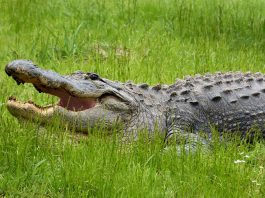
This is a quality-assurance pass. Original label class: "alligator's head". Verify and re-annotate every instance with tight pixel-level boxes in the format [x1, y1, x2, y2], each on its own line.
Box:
[5, 60, 167, 137]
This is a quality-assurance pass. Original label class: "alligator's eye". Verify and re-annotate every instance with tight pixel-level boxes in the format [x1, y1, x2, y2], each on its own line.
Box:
[86, 73, 99, 80]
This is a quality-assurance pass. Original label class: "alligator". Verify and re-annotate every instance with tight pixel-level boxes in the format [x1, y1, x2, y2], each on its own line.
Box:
[5, 60, 265, 145]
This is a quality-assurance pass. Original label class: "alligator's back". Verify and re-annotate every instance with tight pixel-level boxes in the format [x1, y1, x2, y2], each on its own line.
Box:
[166, 72, 265, 138]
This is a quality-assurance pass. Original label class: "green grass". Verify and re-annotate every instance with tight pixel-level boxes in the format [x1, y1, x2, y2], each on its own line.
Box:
[0, 0, 265, 197]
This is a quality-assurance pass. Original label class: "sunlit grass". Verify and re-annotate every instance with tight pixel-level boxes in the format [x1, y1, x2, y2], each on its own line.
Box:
[0, 0, 265, 197]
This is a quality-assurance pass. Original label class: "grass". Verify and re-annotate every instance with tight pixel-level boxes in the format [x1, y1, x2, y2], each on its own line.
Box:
[0, 0, 265, 197]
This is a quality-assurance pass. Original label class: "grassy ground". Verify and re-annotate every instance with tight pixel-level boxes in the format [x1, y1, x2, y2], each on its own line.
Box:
[0, 0, 265, 197]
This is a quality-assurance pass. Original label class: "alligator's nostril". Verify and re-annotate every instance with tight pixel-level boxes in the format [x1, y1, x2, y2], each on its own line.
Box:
[86, 73, 99, 80]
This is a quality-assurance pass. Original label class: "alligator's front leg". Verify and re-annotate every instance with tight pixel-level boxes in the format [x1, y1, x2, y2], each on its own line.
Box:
[165, 128, 209, 153]
[165, 109, 210, 152]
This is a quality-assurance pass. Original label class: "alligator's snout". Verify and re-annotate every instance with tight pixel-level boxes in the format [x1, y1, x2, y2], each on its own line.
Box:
[5, 60, 36, 84]
[5, 60, 49, 87]
[5, 60, 35, 76]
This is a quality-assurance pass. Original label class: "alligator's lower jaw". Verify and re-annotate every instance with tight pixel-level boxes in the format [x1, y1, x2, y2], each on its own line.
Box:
[6, 97, 99, 121]
[7, 98, 55, 121]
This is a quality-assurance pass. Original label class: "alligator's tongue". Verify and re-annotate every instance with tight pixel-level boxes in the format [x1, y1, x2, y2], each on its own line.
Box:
[35, 85, 97, 111]
[58, 95, 96, 111]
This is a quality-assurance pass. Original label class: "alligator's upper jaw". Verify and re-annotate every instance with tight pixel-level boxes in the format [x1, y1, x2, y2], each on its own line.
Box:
[5, 60, 109, 97]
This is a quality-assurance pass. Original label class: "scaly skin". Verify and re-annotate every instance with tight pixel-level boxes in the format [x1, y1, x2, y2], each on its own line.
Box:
[5, 60, 265, 143]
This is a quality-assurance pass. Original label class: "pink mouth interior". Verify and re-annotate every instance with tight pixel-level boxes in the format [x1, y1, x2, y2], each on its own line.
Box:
[36, 85, 97, 111]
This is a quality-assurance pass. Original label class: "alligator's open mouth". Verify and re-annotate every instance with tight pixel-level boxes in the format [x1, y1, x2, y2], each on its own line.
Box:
[5, 61, 105, 114]
[5, 60, 113, 118]
[8, 84, 98, 112]
[34, 84, 98, 111]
